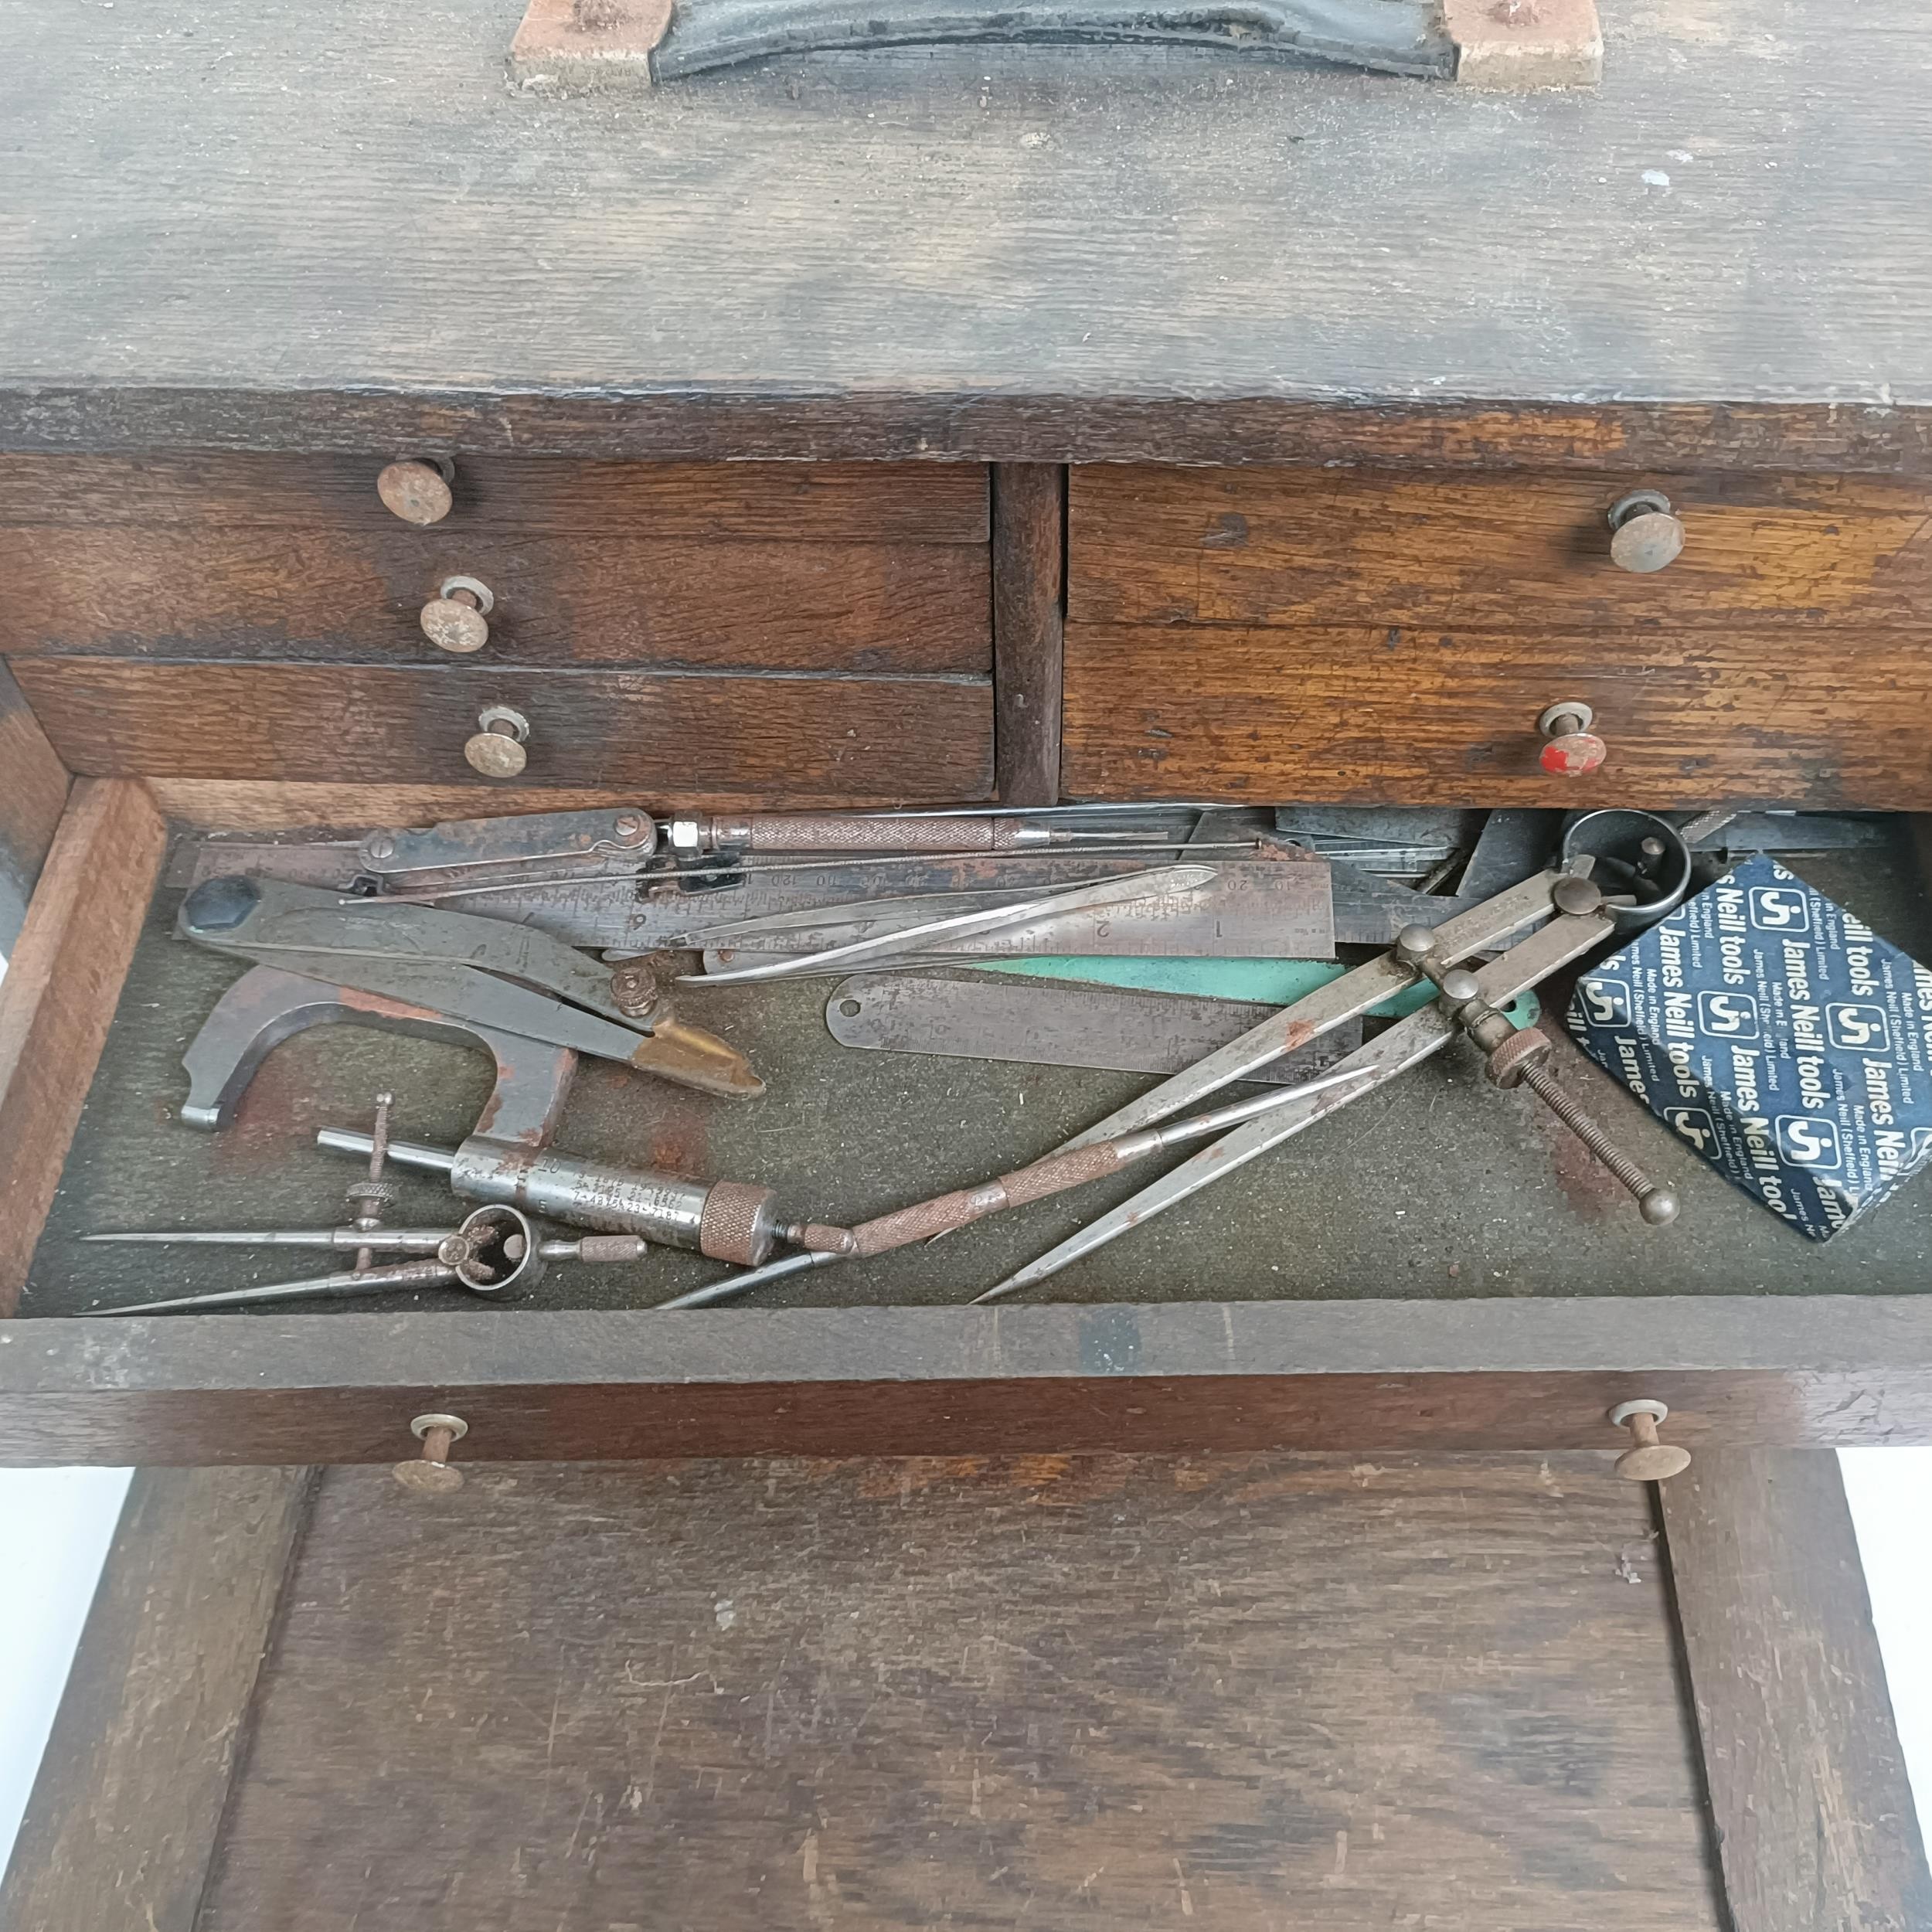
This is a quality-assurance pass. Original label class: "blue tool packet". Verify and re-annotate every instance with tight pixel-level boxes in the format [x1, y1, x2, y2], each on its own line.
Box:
[1566, 854, 1932, 1240]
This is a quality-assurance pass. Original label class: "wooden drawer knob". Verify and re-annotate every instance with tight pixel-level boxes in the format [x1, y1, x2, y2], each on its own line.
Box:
[464, 705, 530, 778]
[1608, 489, 1685, 573]
[1537, 699, 1607, 777]
[1609, 1400, 1692, 1482]
[376, 458, 454, 526]
[394, 1412, 468, 1492]
[420, 575, 493, 654]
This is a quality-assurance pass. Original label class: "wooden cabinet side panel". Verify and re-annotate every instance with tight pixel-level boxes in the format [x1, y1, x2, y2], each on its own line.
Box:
[0, 661, 70, 948]
[0, 1468, 315, 1932]
[0, 778, 166, 1315]
[1659, 1451, 1932, 1932]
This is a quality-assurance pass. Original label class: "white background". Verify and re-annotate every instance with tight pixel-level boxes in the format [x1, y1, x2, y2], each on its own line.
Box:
[0, 1454, 1925, 1876]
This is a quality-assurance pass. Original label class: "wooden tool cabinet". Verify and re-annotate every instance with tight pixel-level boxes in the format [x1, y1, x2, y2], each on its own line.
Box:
[3, 2, 1932, 1923]
[7, 440, 1932, 1469]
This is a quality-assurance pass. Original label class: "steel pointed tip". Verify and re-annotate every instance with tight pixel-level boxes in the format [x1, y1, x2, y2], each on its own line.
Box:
[971, 1278, 1030, 1304]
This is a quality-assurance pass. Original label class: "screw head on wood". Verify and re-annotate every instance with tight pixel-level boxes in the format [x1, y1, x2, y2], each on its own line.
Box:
[376, 459, 454, 526]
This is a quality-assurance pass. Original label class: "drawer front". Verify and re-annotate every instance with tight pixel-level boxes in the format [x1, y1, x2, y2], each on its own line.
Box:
[0, 457, 991, 672]
[3, 528, 989, 672]
[1060, 625, 1932, 807]
[0, 455, 990, 541]
[1066, 464, 1932, 805]
[5, 783, 1932, 1462]
[1071, 466, 1932, 631]
[12, 660, 994, 796]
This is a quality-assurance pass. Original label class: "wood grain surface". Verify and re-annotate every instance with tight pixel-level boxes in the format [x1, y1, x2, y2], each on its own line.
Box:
[992, 464, 1063, 804]
[0, 660, 68, 945]
[0, 455, 990, 542]
[143, 778, 998, 829]
[194, 1455, 1721, 1932]
[5, 528, 990, 672]
[2, 3, 1929, 461]
[0, 778, 166, 1314]
[0, 1467, 315, 1932]
[12, 660, 995, 796]
[1071, 467, 1932, 631]
[4, 1300, 1931, 1466]
[1658, 1451, 1932, 1932]
[1060, 624, 1932, 808]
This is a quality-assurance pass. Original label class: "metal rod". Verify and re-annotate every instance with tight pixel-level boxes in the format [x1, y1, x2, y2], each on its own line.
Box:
[651, 1063, 1378, 1311]
[977, 900, 1614, 1302]
[315, 1130, 457, 1175]
[678, 864, 1217, 986]
[83, 1227, 453, 1250]
[351, 844, 1260, 907]
[93, 1257, 462, 1316]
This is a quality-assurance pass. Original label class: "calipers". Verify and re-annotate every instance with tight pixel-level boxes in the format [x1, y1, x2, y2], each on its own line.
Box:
[660, 864, 1677, 1310]
[178, 873, 760, 1101]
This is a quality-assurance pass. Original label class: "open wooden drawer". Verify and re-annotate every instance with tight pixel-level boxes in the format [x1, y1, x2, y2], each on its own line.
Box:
[4, 772, 1932, 1470]
[2, 452, 1930, 1473]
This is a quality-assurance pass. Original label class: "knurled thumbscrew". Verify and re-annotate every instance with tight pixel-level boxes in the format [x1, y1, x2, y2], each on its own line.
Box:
[1440, 981, 1680, 1227]
[344, 1093, 396, 1274]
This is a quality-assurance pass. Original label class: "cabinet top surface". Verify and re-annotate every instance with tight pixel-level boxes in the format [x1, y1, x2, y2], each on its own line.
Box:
[2, 0, 1927, 452]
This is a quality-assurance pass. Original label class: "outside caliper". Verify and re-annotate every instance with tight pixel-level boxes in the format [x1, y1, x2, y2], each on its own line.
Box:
[177, 875, 760, 1100]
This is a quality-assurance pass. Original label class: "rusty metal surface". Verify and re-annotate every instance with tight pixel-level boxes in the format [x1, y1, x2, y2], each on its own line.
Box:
[825, 971, 1362, 1081]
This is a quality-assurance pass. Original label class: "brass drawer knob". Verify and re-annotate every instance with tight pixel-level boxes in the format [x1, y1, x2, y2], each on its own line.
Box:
[394, 1412, 468, 1492]
[376, 458, 454, 526]
[1607, 489, 1685, 573]
[420, 575, 493, 654]
[1608, 1400, 1691, 1482]
[464, 705, 530, 778]
[1537, 699, 1607, 777]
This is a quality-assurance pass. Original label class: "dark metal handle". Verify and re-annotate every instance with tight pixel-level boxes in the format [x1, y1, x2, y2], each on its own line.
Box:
[651, 0, 1452, 79]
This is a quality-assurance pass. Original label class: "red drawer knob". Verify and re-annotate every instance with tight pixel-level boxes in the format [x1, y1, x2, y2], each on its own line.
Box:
[1537, 700, 1606, 777]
